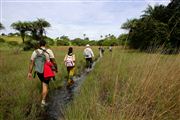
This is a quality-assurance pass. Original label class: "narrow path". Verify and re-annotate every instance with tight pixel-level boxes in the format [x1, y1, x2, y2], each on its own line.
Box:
[39, 57, 100, 120]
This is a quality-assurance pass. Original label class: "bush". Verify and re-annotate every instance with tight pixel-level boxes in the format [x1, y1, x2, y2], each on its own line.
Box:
[0, 38, 5, 43]
[56, 40, 69, 46]
[23, 39, 39, 51]
[23, 37, 55, 51]
[7, 41, 19, 46]
[45, 38, 55, 46]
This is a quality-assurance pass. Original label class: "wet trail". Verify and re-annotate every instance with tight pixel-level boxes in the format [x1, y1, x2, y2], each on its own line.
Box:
[39, 57, 100, 120]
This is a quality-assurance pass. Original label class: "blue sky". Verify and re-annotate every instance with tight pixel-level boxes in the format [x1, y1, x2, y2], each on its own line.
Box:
[1, 0, 170, 40]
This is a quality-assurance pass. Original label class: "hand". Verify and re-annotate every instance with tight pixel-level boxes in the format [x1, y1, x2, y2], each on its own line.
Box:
[27, 73, 32, 80]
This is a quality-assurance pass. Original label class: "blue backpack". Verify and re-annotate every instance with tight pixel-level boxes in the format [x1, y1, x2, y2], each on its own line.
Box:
[34, 49, 47, 73]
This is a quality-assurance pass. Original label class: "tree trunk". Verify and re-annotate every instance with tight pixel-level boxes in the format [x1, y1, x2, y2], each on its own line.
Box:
[21, 31, 25, 43]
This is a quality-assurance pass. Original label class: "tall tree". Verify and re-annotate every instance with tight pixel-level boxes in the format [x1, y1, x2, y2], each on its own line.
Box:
[121, 19, 138, 30]
[11, 21, 29, 43]
[27, 19, 51, 40]
[36, 18, 51, 40]
[121, 0, 180, 53]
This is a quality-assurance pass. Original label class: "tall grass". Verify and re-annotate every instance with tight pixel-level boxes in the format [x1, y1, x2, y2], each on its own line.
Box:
[65, 47, 180, 120]
[0, 46, 98, 120]
[0, 36, 22, 43]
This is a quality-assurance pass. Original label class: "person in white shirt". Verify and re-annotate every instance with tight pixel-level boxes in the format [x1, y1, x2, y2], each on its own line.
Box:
[27, 40, 58, 107]
[83, 44, 94, 69]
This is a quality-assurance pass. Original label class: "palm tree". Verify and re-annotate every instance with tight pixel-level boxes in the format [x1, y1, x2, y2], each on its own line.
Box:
[0, 22, 5, 30]
[28, 19, 50, 40]
[141, 5, 166, 21]
[121, 19, 138, 30]
[141, 5, 154, 18]
[28, 21, 39, 40]
[11, 21, 29, 43]
[35, 18, 51, 39]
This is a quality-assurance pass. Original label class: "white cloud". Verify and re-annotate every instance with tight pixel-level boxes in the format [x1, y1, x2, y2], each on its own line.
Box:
[144, 0, 170, 6]
[47, 22, 123, 40]
[1, 0, 170, 39]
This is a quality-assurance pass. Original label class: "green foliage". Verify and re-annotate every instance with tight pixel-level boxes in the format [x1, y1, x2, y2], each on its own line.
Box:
[23, 39, 39, 51]
[56, 35, 70, 46]
[88, 40, 97, 46]
[11, 18, 51, 45]
[121, 19, 138, 30]
[117, 34, 128, 45]
[0, 38, 5, 43]
[65, 48, 180, 120]
[97, 35, 118, 46]
[71, 38, 89, 46]
[44, 36, 55, 46]
[56, 39, 69, 46]
[129, 18, 169, 50]
[0, 46, 99, 119]
[7, 41, 19, 46]
[122, 0, 180, 53]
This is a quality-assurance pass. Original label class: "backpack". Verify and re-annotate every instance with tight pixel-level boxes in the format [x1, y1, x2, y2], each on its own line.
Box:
[65, 55, 75, 67]
[84, 49, 91, 58]
[34, 49, 47, 73]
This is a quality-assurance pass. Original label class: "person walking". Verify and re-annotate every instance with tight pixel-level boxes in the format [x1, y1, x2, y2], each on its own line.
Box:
[83, 44, 94, 71]
[99, 46, 104, 57]
[109, 45, 112, 52]
[27, 40, 58, 107]
[64, 47, 75, 88]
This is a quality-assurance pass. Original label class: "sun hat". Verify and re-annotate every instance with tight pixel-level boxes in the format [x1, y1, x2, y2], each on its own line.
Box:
[86, 44, 90, 47]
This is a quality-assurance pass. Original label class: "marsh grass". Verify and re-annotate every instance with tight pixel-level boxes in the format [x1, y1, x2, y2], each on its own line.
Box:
[65, 47, 180, 120]
[0, 46, 99, 120]
[0, 36, 22, 43]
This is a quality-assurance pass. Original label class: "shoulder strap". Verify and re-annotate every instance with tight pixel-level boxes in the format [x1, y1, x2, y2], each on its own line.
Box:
[35, 49, 40, 55]
[39, 47, 50, 58]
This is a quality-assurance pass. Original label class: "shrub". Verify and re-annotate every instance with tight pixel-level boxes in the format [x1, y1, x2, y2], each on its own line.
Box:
[45, 37, 55, 46]
[0, 38, 5, 43]
[56, 40, 69, 46]
[7, 41, 19, 46]
[23, 39, 39, 51]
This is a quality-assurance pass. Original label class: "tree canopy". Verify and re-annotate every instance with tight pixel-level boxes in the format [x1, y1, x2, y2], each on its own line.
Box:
[11, 18, 51, 43]
[122, 0, 180, 53]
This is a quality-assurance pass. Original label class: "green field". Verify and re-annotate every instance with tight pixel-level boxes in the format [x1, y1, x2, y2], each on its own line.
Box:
[0, 36, 22, 43]
[0, 46, 99, 120]
[0, 46, 179, 120]
[65, 48, 180, 120]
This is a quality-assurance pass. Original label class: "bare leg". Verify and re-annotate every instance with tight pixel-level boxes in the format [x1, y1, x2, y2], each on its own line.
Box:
[42, 82, 48, 101]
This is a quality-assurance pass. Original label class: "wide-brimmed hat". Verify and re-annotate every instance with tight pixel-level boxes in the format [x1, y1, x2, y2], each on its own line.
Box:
[86, 44, 90, 47]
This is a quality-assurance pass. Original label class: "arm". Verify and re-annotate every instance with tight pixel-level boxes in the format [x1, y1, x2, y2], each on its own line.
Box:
[64, 54, 67, 62]
[28, 60, 34, 79]
[91, 49, 94, 57]
[28, 51, 36, 79]
[47, 49, 58, 72]
[83, 49, 86, 57]
[73, 54, 75, 62]
[50, 58, 58, 73]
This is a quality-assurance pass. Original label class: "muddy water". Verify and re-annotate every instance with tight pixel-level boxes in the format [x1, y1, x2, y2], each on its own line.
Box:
[39, 57, 100, 120]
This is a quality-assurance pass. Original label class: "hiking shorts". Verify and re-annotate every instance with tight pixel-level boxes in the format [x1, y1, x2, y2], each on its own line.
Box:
[86, 58, 93, 68]
[37, 73, 50, 84]
[67, 67, 75, 80]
